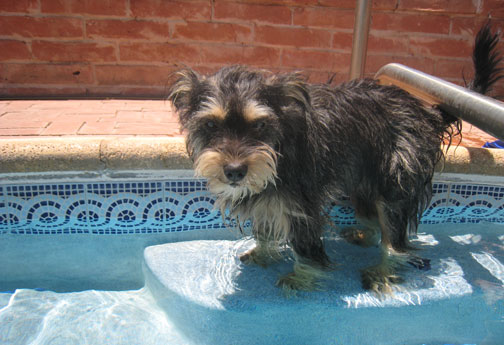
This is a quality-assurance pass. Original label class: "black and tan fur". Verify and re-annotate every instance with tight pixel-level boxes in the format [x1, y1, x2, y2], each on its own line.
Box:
[169, 22, 502, 294]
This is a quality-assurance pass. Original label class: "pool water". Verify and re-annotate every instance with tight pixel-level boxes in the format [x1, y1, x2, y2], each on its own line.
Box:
[1, 222, 503, 345]
[1, 177, 504, 344]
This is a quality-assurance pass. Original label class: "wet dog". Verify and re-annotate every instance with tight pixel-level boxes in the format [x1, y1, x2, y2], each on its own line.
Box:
[169, 22, 502, 294]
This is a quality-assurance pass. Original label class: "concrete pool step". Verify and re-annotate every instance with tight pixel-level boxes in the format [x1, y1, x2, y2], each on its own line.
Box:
[142, 224, 504, 345]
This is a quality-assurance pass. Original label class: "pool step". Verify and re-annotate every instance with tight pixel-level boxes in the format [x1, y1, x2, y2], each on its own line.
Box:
[143, 229, 499, 345]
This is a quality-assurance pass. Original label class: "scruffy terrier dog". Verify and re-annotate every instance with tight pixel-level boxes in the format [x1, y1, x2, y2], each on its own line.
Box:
[169, 23, 502, 294]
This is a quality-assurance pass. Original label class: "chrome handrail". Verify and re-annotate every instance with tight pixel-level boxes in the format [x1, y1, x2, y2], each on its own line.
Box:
[375, 63, 504, 141]
[349, 0, 372, 80]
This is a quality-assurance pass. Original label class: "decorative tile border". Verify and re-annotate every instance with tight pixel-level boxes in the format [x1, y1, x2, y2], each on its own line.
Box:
[0, 179, 504, 235]
[0, 180, 222, 235]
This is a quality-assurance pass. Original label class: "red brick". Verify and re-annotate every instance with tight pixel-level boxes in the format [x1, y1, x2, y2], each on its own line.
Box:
[120, 43, 201, 64]
[304, 70, 348, 84]
[173, 22, 252, 43]
[3, 63, 94, 84]
[399, 0, 479, 14]
[215, 0, 317, 5]
[94, 65, 177, 86]
[198, 45, 281, 66]
[282, 49, 351, 71]
[0, 16, 83, 38]
[78, 120, 116, 135]
[367, 33, 409, 54]
[492, 83, 504, 99]
[317, 0, 398, 10]
[0, 128, 46, 136]
[0, 0, 39, 13]
[435, 58, 473, 79]
[40, 119, 85, 135]
[450, 17, 484, 36]
[365, 54, 436, 75]
[0, 40, 32, 61]
[32, 41, 116, 63]
[86, 20, 170, 40]
[332, 31, 354, 50]
[371, 0, 400, 10]
[112, 123, 180, 135]
[214, 2, 291, 25]
[451, 17, 504, 37]
[130, 0, 211, 20]
[316, 0, 355, 9]
[409, 36, 473, 58]
[372, 13, 451, 34]
[40, 0, 127, 16]
[0, 86, 87, 98]
[0, 118, 49, 129]
[0, 111, 60, 122]
[63, 85, 165, 98]
[0, 64, 5, 82]
[481, 0, 504, 18]
[145, 44, 280, 70]
[293, 7, 355, 29]
[255, 25, 332, 48]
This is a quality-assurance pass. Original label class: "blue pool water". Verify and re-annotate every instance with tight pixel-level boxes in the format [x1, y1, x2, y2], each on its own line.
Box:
[0, 177, 503, 344]
[0, 223, 503, 345]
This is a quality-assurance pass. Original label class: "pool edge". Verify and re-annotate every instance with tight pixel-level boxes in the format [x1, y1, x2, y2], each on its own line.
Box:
[1, 136, 503, 175]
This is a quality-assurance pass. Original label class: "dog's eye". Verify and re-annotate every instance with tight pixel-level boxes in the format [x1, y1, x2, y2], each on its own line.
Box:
[206, 120, 217, 129]
[253, 121, 266, 130]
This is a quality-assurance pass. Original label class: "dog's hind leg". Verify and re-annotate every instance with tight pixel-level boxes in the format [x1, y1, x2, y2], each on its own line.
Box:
[360, 200, 412, 294]
[341, 194, 382, 247]
[341, 209, 381, 248]
[341, 225, 380, 247]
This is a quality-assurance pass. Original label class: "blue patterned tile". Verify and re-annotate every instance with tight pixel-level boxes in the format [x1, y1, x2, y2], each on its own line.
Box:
[328, 204, 358, 226]
[5, 183, 86, 234]
[84, 182, 165, 234]
[421, 183, 450, 224]
[0, 186, 8, 234]
[444, 183, 504, 224]
[1, 179, 504, 235]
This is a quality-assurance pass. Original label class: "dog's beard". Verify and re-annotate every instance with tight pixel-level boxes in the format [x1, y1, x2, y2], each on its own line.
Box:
[194, 144, 278, 209]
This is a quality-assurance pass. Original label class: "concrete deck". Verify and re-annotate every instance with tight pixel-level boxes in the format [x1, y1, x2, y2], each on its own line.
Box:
[0, 99, 503, 175]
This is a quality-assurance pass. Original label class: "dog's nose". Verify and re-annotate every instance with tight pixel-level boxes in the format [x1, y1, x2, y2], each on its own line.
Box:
[224, 163, 248, 183]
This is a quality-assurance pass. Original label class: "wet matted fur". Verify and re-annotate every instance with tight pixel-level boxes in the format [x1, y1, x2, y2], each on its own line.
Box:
[168, 22, 502, 294]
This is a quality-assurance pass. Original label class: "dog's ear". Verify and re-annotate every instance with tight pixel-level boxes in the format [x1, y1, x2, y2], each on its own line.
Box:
[264, 73, 312, 112]
[168, 69, 204, 120]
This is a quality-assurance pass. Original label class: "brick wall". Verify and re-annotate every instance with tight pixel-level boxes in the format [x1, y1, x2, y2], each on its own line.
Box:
[0, 0, 503, 99]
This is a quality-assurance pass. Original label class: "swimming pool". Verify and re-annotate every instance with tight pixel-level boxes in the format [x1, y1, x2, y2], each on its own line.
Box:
[0, 170, 503, 345]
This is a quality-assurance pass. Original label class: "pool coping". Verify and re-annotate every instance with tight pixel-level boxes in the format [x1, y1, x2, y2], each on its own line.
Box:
[0, 136, 504, 176]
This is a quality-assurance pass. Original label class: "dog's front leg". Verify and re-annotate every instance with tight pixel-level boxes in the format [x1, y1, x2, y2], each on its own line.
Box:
[239, 236, 282, 268]
[276, 215, 330, 294]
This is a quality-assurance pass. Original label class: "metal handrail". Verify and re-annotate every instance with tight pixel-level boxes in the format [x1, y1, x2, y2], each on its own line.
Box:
[349, 0, 372, 80]
[375, 63, 504, 141]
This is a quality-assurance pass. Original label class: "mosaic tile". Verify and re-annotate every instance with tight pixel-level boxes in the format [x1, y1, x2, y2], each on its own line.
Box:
[444, 183, 504, 224]
[0, 179, 503, 235]
[5, 184, 85, 234]
[328, 204, 357, 226]
[420, 182, 450, 224]
[0, 186, 8, 234]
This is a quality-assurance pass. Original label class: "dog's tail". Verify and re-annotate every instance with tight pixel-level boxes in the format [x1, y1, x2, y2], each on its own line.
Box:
[441, 21, 502, 147]
[468, 20, 503, 95]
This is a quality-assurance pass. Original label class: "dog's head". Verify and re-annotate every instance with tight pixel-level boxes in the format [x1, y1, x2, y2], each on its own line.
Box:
[168, 66, 311, 204]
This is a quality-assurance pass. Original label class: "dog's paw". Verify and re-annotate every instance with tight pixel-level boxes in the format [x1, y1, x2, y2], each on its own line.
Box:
[239, 247, 274, 268]
[360, 265, 404, 295]
[276, 263, 327, 295]
[276, 272, 319, 295]
[340, 227, 379, 247]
